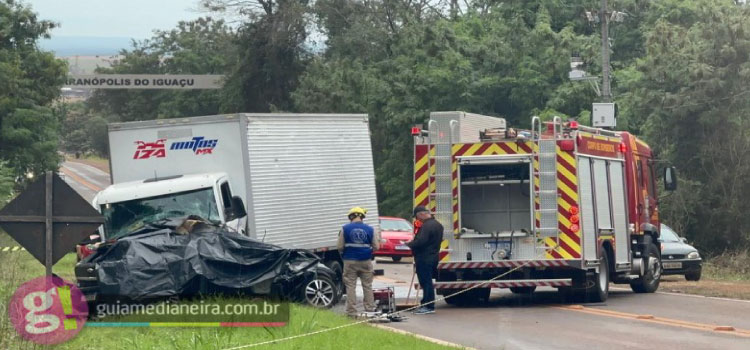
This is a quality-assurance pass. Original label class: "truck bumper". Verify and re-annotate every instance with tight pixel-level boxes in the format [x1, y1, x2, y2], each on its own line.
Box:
[416, 278, 573, 290]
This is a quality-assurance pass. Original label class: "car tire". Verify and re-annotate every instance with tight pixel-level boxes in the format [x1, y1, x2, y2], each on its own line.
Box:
[509, 286, 536, 294]
[685, 270, 702, 281]
[392, 256, 402, 262]
[324, 259, 344, 296]
[301, 272, 339, 308]
[630, 237, 661, 293]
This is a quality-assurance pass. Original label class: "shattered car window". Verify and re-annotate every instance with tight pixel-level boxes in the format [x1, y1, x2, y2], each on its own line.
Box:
[101, 188, 220, 240]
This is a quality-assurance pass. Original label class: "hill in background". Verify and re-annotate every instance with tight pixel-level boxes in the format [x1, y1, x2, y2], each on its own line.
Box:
[40, 36, 133, 57]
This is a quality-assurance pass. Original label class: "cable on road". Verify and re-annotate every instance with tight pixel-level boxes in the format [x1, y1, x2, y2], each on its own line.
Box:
[219, 260, 537, 350]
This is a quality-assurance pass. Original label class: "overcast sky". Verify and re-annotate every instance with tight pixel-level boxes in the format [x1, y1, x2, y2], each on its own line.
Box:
[28, 0, 202, 39]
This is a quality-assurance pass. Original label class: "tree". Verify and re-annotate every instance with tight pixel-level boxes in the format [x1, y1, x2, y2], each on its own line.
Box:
[618, 0, 750, 252]
[87, 17, 235, 122]
[0, 0, 66, 182]
[58, 102, 109, 157]
[207, 0, 312, 112]
[295, 1, 595, 217]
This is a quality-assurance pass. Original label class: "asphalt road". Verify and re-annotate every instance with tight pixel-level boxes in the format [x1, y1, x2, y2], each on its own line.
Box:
[374, 260, 750, 350]
[59, 160, 110, 203]
[60, 160, 750, 349]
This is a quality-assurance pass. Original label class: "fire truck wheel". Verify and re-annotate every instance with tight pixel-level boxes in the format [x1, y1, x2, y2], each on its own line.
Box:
[630, 240, 661, 293]
[586, 251, 609, 303]
[509, 286, 537, 294]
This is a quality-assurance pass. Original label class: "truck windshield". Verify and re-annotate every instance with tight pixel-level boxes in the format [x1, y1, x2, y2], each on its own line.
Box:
[101, 188, 220, 240]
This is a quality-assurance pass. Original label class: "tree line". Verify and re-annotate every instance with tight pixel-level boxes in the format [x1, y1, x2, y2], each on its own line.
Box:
[1, 0, 750, 254]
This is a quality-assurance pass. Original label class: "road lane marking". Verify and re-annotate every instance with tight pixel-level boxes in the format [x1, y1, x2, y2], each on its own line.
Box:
[60, 166, 103, 192]
[611, 286, 750, 304]
[62, 162, 109, 188]
[65, 160, 110, 176]
[551, 304, 750, 338]
[370, 324, 476, 349]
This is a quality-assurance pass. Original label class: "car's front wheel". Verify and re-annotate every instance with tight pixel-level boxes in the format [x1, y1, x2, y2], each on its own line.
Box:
[685, 269, 702, 281]
[301, 273, 338, 308]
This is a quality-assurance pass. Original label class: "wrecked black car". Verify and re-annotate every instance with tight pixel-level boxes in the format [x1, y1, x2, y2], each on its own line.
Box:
[75, 217, 340, 308]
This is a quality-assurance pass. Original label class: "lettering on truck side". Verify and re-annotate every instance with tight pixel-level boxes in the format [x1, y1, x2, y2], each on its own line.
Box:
[133, 136, 219, 159]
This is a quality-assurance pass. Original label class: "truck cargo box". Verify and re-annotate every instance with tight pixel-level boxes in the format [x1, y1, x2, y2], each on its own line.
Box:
[107, 113, 380, 251]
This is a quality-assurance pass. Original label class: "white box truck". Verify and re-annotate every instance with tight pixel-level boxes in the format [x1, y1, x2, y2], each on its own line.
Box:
[94, 113, 380, 271]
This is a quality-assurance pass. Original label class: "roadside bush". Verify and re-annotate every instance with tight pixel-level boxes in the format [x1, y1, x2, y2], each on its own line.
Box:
[704, 249, 750, 281]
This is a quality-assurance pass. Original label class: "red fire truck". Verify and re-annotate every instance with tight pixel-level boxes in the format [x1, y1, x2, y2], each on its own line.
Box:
[412, 111, 677, 303]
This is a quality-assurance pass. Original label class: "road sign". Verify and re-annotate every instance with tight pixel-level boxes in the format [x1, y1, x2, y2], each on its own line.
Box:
[0, 172, 104, 274]
[63, 74, 224, 90]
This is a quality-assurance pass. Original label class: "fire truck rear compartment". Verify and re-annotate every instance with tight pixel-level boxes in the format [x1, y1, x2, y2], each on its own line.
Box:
[459, 162, 532, 235]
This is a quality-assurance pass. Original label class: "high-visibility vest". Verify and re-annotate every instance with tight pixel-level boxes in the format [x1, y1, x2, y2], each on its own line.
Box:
[342, 222, 374, 261]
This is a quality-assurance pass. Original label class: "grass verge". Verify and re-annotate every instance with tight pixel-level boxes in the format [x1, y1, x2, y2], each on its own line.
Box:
[1, 232, 459, 350]
[659, 249, 750, 300]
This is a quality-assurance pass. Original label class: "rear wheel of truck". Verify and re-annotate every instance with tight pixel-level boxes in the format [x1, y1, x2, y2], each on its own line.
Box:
[391, 256, 402, 262]
[630, 238, 661, 293]
[509, 286, 536, 294]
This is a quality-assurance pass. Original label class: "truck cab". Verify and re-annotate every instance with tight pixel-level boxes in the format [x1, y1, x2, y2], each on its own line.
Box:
[93, 173, 247, 241]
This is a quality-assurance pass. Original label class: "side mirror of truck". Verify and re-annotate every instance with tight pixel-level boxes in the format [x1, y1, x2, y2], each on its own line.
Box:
[664, 166, 677, 191]
[227, 196, 247, 221]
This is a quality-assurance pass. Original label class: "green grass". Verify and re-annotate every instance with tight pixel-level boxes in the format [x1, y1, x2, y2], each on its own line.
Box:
[0, 232, 458, 350]
[703, 249, 750, 282]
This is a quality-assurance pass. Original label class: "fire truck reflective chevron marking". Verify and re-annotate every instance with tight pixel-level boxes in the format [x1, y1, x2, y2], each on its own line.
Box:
[413, 145, 430, 208]
[438, 260, 571, 269]
[451, 141, 533, 156]
[428, 279, 573, 290]
[439, 240, 450, 262]
[551, 147, 581, 259]
[451, 141, 534, 233]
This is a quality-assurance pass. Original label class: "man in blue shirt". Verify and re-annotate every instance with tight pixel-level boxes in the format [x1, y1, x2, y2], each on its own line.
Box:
[337, 207, 380, 317]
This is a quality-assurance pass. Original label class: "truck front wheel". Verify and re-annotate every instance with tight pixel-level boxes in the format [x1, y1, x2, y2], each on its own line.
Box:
[630, 238, 661, 293]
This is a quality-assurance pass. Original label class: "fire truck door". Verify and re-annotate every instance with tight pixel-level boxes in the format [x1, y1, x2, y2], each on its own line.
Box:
[609, 161, 630, 265]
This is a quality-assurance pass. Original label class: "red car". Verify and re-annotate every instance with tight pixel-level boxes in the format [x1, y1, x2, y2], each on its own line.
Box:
[374, 216, 414, 262]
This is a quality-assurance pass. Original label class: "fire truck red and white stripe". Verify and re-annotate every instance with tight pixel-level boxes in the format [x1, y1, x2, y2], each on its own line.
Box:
[438, 259, 571, 269]
[430, 279, 572, 290]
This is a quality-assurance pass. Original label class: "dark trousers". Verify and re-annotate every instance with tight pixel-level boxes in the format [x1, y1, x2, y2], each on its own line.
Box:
[415, 258, 438, 310]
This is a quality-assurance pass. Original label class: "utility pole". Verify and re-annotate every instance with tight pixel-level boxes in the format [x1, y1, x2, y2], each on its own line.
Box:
[600, 0, 612, 103]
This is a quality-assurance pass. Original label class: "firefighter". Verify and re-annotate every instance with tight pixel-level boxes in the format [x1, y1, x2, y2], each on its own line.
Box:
[337, 207, 379, 317]
[407, 205, 443, 315]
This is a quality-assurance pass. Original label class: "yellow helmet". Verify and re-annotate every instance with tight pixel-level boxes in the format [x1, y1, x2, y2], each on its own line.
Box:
[348, 207, 368, 219]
